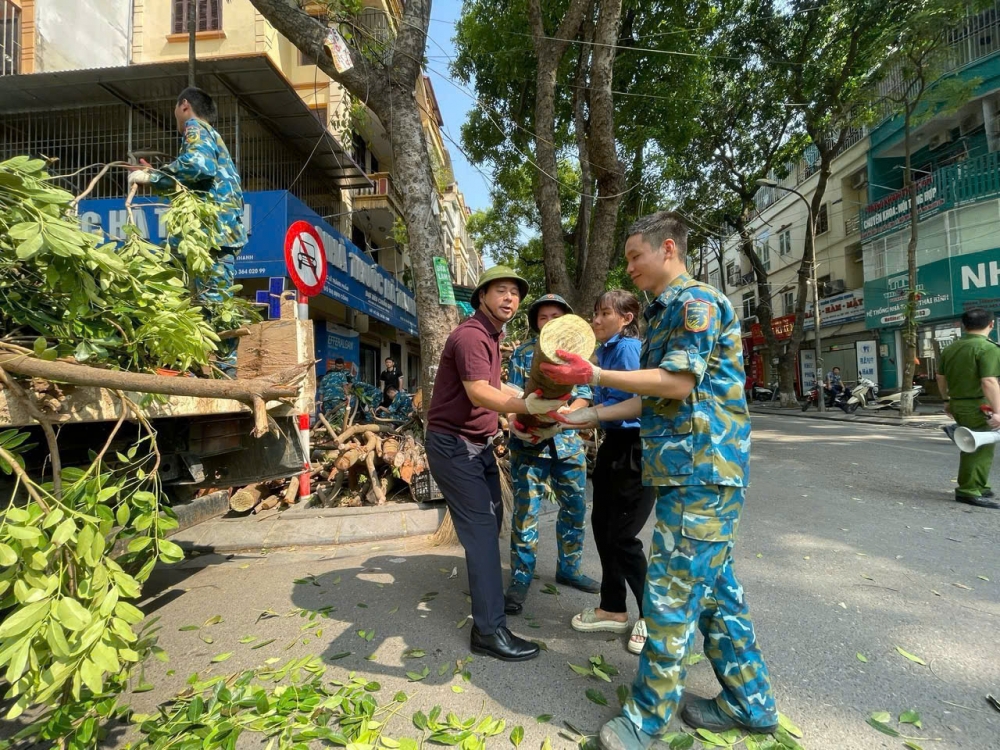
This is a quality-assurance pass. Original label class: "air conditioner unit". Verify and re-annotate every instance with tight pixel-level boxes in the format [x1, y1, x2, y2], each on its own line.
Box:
[850, 170, 868, 190]
[928, 132, 952, 150]
[960, 111, 984, 136]
[825, 279, 847, 295]
[347, 309, 370, 334]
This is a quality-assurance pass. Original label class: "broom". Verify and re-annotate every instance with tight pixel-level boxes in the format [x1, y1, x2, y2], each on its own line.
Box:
[429, 455, 514, 546]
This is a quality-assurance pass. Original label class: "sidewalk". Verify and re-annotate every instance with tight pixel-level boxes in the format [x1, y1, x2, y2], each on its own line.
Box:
[750, 401, 952, 430]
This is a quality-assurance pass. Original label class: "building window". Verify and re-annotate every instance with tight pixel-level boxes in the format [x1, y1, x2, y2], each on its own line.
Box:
[311, 106, 328, 128]
[759, 236, 771, 272]
[1, 0, 20, 76]
[298, 48, 317, 67]
[783, 291, 795, 315]
[172, 0, 223, 34]
[742, 291, 757, 320]
[779, 229, 791, 256]
[709, 269, 721, 289]
[726, 261, 740, 287]
[815, 203, 830, 235]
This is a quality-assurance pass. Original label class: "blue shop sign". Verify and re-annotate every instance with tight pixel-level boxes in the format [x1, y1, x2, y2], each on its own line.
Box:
[77, 191, 418, 337]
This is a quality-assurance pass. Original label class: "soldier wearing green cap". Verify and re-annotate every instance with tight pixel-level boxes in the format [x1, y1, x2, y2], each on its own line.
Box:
[425, 266, 569, 662]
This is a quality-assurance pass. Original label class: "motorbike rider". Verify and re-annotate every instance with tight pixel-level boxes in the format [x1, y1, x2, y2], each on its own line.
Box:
[826, 366, 844, 397]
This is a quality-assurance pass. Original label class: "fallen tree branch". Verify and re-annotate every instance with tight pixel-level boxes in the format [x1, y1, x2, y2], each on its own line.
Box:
[0, 367, 63, 499]
[335, 423, 386, 445]
[0, 350, 305, 438]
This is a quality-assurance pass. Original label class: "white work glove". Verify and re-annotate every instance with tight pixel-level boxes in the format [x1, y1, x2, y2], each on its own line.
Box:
[510, 420, 562, 445]
[552, 406, 600, 429]
[524, 390, 571, 416]
[128, 170, 152, 186]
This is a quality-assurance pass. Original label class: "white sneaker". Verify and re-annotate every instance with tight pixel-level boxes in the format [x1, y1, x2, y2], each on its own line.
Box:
[627, 619, 646, 654]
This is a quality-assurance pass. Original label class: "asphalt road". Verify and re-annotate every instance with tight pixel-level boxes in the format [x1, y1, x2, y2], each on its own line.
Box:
[61, 415, 999, 749]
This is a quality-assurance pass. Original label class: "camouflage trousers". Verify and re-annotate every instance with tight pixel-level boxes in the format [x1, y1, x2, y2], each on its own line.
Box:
[509, 446, 587, 587]
[194, 249, 238, 376]
[624, 484, 777, 736]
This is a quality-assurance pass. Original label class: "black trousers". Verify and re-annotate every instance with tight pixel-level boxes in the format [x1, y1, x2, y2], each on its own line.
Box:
[591, 428, 655, 616]
[425, 430, 506, 634]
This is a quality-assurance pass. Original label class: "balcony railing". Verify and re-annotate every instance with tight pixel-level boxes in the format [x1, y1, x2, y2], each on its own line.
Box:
[876, 3, 1000, 123]
[352, 171, 403, 216]
[860, 150, 1000, 240]
[344, 8, 394, 65]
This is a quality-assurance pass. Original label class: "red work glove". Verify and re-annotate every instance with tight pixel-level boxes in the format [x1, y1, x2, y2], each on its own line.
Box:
[539, 350, 600, 386]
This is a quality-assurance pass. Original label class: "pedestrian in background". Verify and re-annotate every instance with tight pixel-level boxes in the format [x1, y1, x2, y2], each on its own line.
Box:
[505, 294, 599, 617]
[570, 290, 654, 657]
[547, 211, 777, 750]
[424, 266, 568, 662]
[379, 357, 401, 407]
[128, 87, 246, 376]
[937, 307, 1000, 509]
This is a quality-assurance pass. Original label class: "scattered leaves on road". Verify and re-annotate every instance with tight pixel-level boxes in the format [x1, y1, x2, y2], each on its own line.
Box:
[895, 647, 927, 666]
[856, 653, 868, 663]
[406, 666, 430, 682]
[899, 709, 922, 728]
[541, 583, 559, 595]
[585, 688, 608, 706]
[210, 652, 233, 663]
[509, 725, 524, 747]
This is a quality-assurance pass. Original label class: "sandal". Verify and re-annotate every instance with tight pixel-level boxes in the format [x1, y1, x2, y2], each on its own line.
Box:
[627, 619, 646, 654]
[571, 607, 631, 634]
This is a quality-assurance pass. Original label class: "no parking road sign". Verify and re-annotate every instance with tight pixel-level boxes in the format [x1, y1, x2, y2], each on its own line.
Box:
[284, 220, 327, 297]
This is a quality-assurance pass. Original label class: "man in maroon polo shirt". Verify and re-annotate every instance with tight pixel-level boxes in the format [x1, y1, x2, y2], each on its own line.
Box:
[426, 265, 567, 662]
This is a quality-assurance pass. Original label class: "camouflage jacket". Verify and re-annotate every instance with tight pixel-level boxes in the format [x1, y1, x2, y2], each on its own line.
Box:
[319, 369, 354, 417]
[507, 337, 592, 459]
[150, 118, 247, 249]
[640, 273, 750, 487]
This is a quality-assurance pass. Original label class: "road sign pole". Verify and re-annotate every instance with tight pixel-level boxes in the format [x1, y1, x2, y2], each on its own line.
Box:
[297, 292, 310, 321]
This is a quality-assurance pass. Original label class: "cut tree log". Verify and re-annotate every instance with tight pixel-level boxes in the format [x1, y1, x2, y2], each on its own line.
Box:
[335, 447, 364, 472]
[230, 483, 266, 513]
[0, 349, 310, 437]
[335, 423, 385, 445]
[254, 494, 280, 513]
[281, 476, 300, 506]
[519, 314, 596, 428]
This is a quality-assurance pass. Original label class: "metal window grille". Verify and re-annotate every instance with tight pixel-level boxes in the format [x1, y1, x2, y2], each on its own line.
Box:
[816, 203, 830, 235]
[1, 0, 20, 76]
[0, 93, 339, 217]
[172, 0, 222, 34]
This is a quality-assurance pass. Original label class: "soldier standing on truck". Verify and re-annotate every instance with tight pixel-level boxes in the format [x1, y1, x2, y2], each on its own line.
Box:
[128, 87, 247, 377]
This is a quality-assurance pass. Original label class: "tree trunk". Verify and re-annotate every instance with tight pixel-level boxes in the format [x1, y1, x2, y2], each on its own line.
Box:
[900, 108, 918, 417]
[736, 215, 779, 392]
[777, 152, 833, 407]
[528, 0, 625, 311]
[247, 0, 458, 410]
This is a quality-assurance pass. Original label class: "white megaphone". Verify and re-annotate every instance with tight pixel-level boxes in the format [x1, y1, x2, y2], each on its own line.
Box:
[953, 426, 1000, 453]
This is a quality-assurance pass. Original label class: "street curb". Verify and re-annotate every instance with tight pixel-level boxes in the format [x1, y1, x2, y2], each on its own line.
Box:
[168, 501, 447, 554]
[750, 406, 948, 431]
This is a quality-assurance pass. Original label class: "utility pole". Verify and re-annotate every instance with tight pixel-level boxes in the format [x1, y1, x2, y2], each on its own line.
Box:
[188, 0, 197, 87]
[756, 179, 824, 411]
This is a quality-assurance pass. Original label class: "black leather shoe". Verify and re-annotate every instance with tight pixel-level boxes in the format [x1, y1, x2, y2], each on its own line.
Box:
[470, 626, 540, 662]
[983, 489, 996, 498]
[956, 492, 1000, 509]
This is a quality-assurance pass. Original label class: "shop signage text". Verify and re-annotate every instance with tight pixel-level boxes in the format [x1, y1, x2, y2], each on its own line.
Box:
[860, 176, 945, 241]
[864, 247, 1000, 329]
[78, 191, 418, 337]
[855, 341, 878, 383]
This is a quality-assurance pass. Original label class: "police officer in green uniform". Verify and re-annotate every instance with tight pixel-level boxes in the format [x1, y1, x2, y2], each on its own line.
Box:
[547, 211, 777, 750]
[937, 308, 1000, 509]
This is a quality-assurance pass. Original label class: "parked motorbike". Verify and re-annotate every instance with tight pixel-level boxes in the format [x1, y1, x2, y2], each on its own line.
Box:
[752, 382, 778, 403]
[801, 384, 848, 412]
[844, 378, 879, 413]
[872, 384, 925, 411]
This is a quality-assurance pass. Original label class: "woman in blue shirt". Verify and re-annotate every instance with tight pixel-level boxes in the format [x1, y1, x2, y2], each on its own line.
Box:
[571, 290, 655, 655]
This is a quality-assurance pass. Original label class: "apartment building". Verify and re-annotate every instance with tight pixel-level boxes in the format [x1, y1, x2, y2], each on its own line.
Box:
[1, 0, 482, 392]
[710, 132, 873, 395]
[860, 3, 1000, 393]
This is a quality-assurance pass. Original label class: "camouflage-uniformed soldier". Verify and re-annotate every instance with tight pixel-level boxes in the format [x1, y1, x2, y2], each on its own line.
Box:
[937, 308, 1000, 509]
[379, 388, 416, 423]
[129, 87, 246, 376]
[319, 359, 354, 422]
[505, 294, 599, 615]
[545, 211, 778, 750]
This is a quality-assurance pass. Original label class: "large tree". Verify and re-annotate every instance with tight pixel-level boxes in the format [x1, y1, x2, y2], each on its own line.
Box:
[879, 0, 983, 415]
[759, 0, 911, 405]
[247, 0, 457, 399]
[669, 2, 806, 376]
[454, 0, 713, 310]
